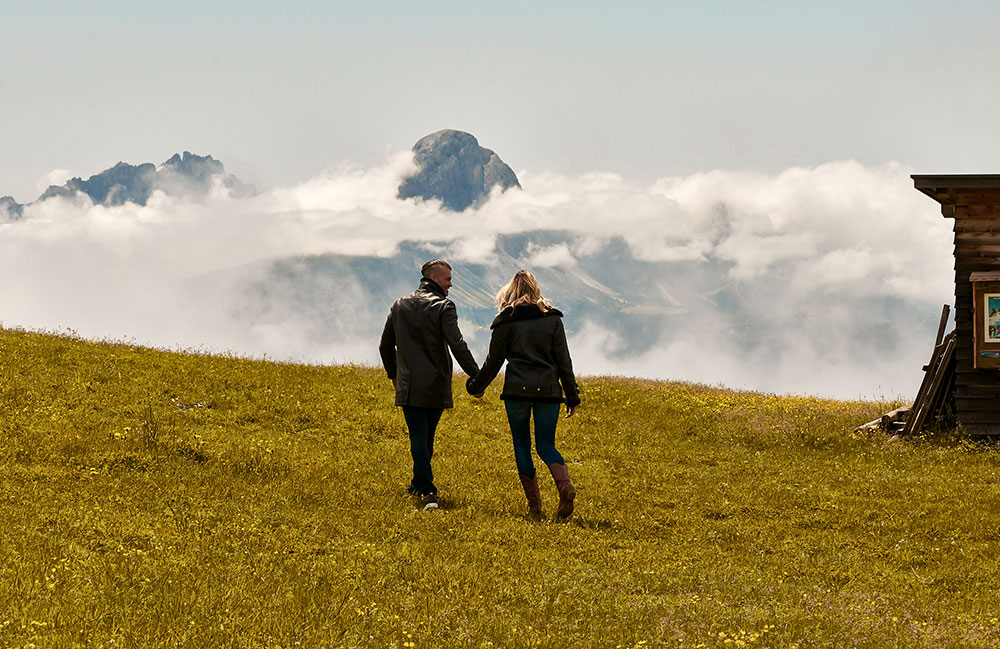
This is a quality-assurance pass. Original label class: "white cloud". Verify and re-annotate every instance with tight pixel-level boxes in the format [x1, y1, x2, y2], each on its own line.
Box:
[567, 317, 925, 401]
[524, 242, 576, 268]
[35, 169, 73, 195]
[450, 237, 497, 263]
[0, 153, 954, 399]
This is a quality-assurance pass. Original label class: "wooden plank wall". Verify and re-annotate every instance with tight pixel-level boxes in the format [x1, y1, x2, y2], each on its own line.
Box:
[953, 204, 1000, 435]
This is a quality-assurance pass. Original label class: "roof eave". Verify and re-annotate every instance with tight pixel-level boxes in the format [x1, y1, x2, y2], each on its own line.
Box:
[912, 174, 1000, 207]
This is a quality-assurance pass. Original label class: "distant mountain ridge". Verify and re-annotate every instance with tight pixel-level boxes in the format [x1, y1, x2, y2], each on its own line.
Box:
[0, 152, 255, 221]
[190, 227, 924, 379]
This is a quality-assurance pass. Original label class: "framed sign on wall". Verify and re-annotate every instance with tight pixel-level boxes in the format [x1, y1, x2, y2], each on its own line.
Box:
[971, 272, 1000, 369]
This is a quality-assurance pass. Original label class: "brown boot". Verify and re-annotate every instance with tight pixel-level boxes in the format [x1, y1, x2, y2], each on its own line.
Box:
[518, 474, 543, 519]
[548, 463, 576, 518]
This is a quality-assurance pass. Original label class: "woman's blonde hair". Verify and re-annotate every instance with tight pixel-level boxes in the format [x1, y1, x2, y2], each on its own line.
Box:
[495, 270, 553, 313]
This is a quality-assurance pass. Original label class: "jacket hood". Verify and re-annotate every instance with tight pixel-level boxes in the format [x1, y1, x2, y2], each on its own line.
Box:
[490, 304, 563, 329]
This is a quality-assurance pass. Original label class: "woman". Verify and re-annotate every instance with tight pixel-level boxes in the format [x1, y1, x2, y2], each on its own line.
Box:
[467, 270, 581, 518]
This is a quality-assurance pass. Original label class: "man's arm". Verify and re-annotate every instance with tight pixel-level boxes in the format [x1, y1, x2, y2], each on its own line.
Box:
[440, 301, 479, 378]
[378, 312, 397, 380]
[467, 327, 508, 396]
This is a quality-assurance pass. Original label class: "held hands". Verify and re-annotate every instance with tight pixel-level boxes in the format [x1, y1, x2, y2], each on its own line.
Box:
[465, 376, 484, 399]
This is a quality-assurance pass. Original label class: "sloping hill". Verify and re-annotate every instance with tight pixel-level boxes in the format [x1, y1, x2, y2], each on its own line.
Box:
[1, 327, 996, 647]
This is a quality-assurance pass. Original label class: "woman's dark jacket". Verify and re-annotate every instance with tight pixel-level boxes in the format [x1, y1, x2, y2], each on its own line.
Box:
[379, 277, 480, 409]
[466, 304, 580, 407]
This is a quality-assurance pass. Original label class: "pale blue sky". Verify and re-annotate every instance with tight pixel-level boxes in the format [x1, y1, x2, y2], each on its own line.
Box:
[3, 0, 1000, 200]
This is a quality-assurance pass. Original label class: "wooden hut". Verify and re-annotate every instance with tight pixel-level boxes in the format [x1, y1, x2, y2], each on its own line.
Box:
[912, 175, 1000, 435]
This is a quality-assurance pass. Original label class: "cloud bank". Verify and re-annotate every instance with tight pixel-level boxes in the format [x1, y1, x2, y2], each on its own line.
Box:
[0, 154, 953, 399]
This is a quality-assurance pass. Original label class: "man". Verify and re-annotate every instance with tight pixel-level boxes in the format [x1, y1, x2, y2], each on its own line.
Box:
[379, 259, 480, 510]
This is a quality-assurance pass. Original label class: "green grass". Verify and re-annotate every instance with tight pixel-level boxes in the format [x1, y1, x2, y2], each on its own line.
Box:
[1, 326, 999, 648]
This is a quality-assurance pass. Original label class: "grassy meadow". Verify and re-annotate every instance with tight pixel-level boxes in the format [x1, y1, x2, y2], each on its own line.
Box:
[1, 326, 1000, 648]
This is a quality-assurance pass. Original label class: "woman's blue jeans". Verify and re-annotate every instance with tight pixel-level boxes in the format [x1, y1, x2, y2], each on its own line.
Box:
[504, 400, 564, 479]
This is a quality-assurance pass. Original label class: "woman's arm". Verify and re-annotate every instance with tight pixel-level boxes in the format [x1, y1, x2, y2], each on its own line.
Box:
[553, 319, 580, 407]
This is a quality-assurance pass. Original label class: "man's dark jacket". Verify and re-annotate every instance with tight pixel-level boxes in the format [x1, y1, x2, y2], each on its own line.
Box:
[466, 304, 580, 407]
[379, 277, 480, 408]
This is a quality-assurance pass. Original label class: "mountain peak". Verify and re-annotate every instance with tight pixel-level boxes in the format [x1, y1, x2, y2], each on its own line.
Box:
[398, 129, 520, 211]
[162, 151, 223, 175]
[157, 152, 254, 199]
[0, 195, 23, 222]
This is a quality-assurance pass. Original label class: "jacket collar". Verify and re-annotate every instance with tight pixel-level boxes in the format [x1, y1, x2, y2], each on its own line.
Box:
[419, 276, 447, 297]
[490, 304, 563, 329]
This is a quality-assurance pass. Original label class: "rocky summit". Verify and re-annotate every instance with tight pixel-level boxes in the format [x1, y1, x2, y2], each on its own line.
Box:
[398, 130, 520, 211]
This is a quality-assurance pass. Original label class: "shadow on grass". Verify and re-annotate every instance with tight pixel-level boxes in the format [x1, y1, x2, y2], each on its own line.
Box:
[563, 516, 618, 531]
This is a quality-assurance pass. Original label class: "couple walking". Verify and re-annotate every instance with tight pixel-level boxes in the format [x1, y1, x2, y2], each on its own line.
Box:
[378, 259, 581, 518]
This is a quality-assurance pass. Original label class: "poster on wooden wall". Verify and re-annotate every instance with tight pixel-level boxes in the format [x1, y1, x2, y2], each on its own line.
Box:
[971, 274, 1000, 369]
[987, 294, 1000, 342]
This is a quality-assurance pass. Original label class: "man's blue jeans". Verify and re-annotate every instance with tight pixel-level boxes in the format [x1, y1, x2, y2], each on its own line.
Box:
[504, 400, 564, 479]
[402, 406, 443, 496]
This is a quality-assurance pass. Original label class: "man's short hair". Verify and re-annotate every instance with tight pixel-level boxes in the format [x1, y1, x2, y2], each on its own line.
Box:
[421, 259, 451, 277]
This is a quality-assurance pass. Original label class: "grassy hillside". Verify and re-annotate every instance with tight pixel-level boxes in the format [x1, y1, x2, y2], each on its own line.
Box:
[1, 327, 999, 648]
